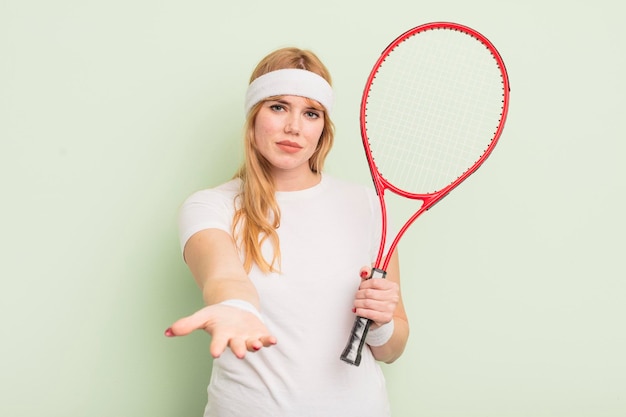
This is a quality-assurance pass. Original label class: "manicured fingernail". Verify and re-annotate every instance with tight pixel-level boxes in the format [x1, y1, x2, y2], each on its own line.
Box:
[253, 346, 261, 351]
[352, 307, 357, 313]
[360, 270, 368, 278]
[164, 328, 174, 337]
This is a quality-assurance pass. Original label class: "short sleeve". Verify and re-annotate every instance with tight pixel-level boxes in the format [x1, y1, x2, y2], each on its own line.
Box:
[177, 184, 238, 253]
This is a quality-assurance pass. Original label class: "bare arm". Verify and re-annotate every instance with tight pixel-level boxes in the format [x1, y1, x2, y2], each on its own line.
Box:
[353, 250, 409, 364]
[165, 229, 277, 358]
[184, 228, 258, 306]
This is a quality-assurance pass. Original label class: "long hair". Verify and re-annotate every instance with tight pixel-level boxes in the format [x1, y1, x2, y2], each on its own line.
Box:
[233, 47, 335, 273]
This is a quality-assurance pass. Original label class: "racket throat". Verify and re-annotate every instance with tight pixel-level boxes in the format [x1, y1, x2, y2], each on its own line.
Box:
[369, 267, 387, 279]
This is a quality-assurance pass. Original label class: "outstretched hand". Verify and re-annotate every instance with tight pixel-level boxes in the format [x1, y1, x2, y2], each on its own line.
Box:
[165, 304, 277, 359]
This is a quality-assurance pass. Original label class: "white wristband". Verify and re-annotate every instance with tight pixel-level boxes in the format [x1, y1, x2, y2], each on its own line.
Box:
[365, 320, 395, 347]
[219, 299, 264, 323]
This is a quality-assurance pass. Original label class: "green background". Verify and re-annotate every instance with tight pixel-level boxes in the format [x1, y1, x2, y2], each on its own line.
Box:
[2, 0, 624, 416]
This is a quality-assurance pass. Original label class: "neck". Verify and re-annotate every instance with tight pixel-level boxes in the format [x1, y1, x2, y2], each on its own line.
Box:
[272, 168, 321, 192]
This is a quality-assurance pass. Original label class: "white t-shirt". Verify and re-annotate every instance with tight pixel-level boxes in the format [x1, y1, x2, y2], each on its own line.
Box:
[179, 174, 391, 417]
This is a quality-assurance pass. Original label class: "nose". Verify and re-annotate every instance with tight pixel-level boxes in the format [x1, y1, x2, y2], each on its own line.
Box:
[284, 114, 301, 134]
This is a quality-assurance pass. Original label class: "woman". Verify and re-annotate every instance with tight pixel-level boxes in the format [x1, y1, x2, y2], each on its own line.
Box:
[165, 47, 409, 417]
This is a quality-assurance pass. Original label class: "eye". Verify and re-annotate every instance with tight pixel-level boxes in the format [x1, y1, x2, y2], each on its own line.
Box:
[305, 110, 321, 119]
[269, 104, 285, 112]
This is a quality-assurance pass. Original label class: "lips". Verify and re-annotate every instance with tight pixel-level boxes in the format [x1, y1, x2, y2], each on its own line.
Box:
[276, 141, 302, 154]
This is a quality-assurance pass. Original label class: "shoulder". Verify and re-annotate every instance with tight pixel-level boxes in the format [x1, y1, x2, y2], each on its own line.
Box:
[178, 179, 241, 250]
[323, 174, 376, 200]
[179, 178, 241, 227]
[322, 175, 381, 222]
[182, 178, 241, 206]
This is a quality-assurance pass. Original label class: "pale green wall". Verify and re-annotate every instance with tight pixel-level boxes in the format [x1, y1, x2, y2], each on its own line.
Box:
[1, 0, 625, 416]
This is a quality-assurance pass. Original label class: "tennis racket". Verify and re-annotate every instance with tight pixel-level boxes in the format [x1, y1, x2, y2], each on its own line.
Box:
[340, 22, 510, 366]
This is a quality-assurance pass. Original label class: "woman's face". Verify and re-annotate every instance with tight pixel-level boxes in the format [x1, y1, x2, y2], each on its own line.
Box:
[253, 95, 325, 178]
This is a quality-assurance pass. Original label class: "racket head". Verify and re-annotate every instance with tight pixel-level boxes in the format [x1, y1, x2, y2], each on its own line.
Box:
[361, 22, 510, 202]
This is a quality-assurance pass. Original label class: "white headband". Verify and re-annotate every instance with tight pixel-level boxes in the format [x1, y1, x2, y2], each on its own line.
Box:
[244, 68, 334, 115]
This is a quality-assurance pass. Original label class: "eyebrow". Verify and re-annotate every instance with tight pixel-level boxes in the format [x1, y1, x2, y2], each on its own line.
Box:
[270, 97, 324, 113]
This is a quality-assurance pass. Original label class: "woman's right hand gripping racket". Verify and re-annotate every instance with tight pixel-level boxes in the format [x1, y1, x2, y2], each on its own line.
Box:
[340, 22, 511, 366]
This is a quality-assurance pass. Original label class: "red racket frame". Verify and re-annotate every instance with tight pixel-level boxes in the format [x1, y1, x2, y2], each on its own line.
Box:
[363, 21, 511, 271]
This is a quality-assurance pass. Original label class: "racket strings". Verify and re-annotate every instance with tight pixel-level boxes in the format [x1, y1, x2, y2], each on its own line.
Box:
[365, 28, 506, 194]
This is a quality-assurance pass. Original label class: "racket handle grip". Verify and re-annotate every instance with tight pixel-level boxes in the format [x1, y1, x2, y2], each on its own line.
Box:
[340, 268, 387, 366]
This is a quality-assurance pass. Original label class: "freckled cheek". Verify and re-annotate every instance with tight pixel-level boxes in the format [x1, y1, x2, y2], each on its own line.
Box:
[254, 127, 272, 149]
[255, 121, 281, 140]
[306, 129, 324, 148]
